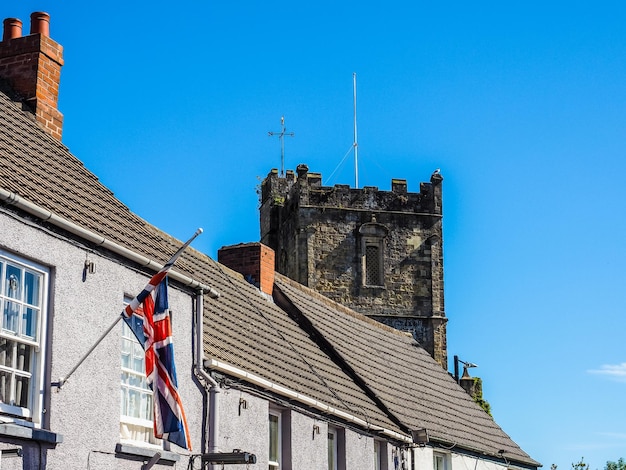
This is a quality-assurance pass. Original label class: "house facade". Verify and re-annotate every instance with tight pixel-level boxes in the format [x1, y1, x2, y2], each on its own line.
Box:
[0, 12, 539, 470]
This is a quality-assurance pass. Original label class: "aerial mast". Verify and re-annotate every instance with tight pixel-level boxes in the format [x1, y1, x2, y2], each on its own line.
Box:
[353, 73, 359, 189]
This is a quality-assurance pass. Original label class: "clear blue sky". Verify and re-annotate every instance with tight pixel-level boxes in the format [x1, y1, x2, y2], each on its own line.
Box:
[5, 2, 626, 468]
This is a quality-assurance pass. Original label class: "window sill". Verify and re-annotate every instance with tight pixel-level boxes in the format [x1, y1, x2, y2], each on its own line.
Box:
[0, 423, 63, 444]
[115, 443, 180, 464]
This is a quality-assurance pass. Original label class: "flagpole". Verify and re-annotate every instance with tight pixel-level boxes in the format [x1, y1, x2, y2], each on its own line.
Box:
[54, 228, 203, 389]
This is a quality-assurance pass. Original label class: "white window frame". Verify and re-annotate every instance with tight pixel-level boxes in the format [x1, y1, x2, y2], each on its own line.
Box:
[374, 440, 388, 470]
[120, 301, 161, 448]
[269, 409, 282, 469]
[434, 451, 450, 470]
[0, 250, 48, 428]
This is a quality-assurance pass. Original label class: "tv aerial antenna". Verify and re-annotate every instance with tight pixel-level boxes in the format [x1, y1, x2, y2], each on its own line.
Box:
[327, 73, 361, 187]
[268, 116, 295, 176]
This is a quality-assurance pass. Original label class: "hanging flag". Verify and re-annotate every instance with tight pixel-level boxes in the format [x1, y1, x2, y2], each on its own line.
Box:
[122, 229, 202, 450]
[124, 276, 192, 450]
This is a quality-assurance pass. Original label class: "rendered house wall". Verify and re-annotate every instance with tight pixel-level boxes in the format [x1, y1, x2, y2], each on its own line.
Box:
[0, 210, 203, 469]
[412, 446, 512, 470]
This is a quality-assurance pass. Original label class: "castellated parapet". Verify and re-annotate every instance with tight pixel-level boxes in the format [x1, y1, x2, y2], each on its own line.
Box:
[260, 164, 447, 369]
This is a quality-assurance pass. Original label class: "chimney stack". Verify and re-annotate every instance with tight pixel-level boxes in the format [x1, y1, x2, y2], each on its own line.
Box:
[0, 12, 64, 140]
[218, 243, 276, 296]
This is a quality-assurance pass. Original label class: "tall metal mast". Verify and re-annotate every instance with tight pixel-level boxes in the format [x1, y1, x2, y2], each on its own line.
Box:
[268, 116, 295, 176]
[353, 73, 359, 188]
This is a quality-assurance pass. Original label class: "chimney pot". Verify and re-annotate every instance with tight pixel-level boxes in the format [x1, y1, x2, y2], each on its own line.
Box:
[2, 18, 22, 41]
[30, 12, 50, 37]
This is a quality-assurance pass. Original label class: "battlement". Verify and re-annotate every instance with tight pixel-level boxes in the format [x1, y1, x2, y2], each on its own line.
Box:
[261, 164, 443, 215]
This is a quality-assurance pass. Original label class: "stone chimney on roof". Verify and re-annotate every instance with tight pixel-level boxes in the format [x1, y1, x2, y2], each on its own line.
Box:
[218, 243, 276, 296]
[0, 12, 64, 141]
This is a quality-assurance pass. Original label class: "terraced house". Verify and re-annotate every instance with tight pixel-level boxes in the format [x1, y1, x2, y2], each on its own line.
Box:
[0, 11, 539, 470]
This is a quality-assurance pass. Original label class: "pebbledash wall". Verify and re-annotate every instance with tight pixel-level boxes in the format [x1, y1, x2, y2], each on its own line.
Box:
[216, 387, 389, 470]
[0, 210, 202, 469]
[260, 164, 448, 368]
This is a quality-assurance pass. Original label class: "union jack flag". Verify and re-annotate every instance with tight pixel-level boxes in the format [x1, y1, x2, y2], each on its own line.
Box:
[122, 230, 202, 451]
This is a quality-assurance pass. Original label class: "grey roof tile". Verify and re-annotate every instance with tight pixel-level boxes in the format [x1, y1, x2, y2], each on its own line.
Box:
[274, 275, 539, 467]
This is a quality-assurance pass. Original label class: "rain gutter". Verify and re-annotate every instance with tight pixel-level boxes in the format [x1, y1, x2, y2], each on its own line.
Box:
[204, 357, 413, 444]
[0, 187, 212, 292]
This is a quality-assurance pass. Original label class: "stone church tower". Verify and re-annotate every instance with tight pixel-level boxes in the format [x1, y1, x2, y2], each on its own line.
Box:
[259, 164, 447, 369]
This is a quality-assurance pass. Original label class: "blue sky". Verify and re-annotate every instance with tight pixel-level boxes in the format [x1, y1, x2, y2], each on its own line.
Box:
[5, 2, 626, 468]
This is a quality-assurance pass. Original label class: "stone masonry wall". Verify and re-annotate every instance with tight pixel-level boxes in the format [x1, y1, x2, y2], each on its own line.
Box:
[260, 164, 448, 368]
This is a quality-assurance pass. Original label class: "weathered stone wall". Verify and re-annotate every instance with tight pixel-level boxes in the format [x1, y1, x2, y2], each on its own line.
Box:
[260, 164, 448, 368]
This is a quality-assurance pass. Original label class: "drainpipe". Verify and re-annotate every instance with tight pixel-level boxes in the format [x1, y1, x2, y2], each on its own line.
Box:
[195, 290, 220, 468]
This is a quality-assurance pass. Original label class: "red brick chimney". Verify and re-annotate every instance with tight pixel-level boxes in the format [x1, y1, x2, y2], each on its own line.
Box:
[218, 243, 275, 296]
[0, 12, 64, 140]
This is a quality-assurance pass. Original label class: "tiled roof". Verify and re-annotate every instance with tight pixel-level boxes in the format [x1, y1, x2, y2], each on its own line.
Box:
[0, 85, 538, 467]
[274, 275, 540, 467]
[0, 86, 400, 435]
[204, 264, 401, 433]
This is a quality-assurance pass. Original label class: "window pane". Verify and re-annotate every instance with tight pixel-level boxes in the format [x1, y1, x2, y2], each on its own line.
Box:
[24, 272, 40, 307]
[0, 370, 10, 403]
[269, 414, 279, 462]
[128, 389, 140, 418]
[15, 343, 31, 372]
[5, 266, 21, 299]
[129, 373, 142, 388]
[435, 455, 446, 470]
[22, 307, 37, 338]
[365, 245, 381, 285]
[3, 301, 20, 333]
[133, 343, 144, 372]
[328, 432, 336, 470]
[15, 375, 29, 408]
[144, 393, 153, 421]
[0, 338, 14, 368]
[121, 350, 131, 369]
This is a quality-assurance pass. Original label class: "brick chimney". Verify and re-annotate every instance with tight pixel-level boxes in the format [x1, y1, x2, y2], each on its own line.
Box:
[0, 12, 64, 140]
[218, 243, 275, 296]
